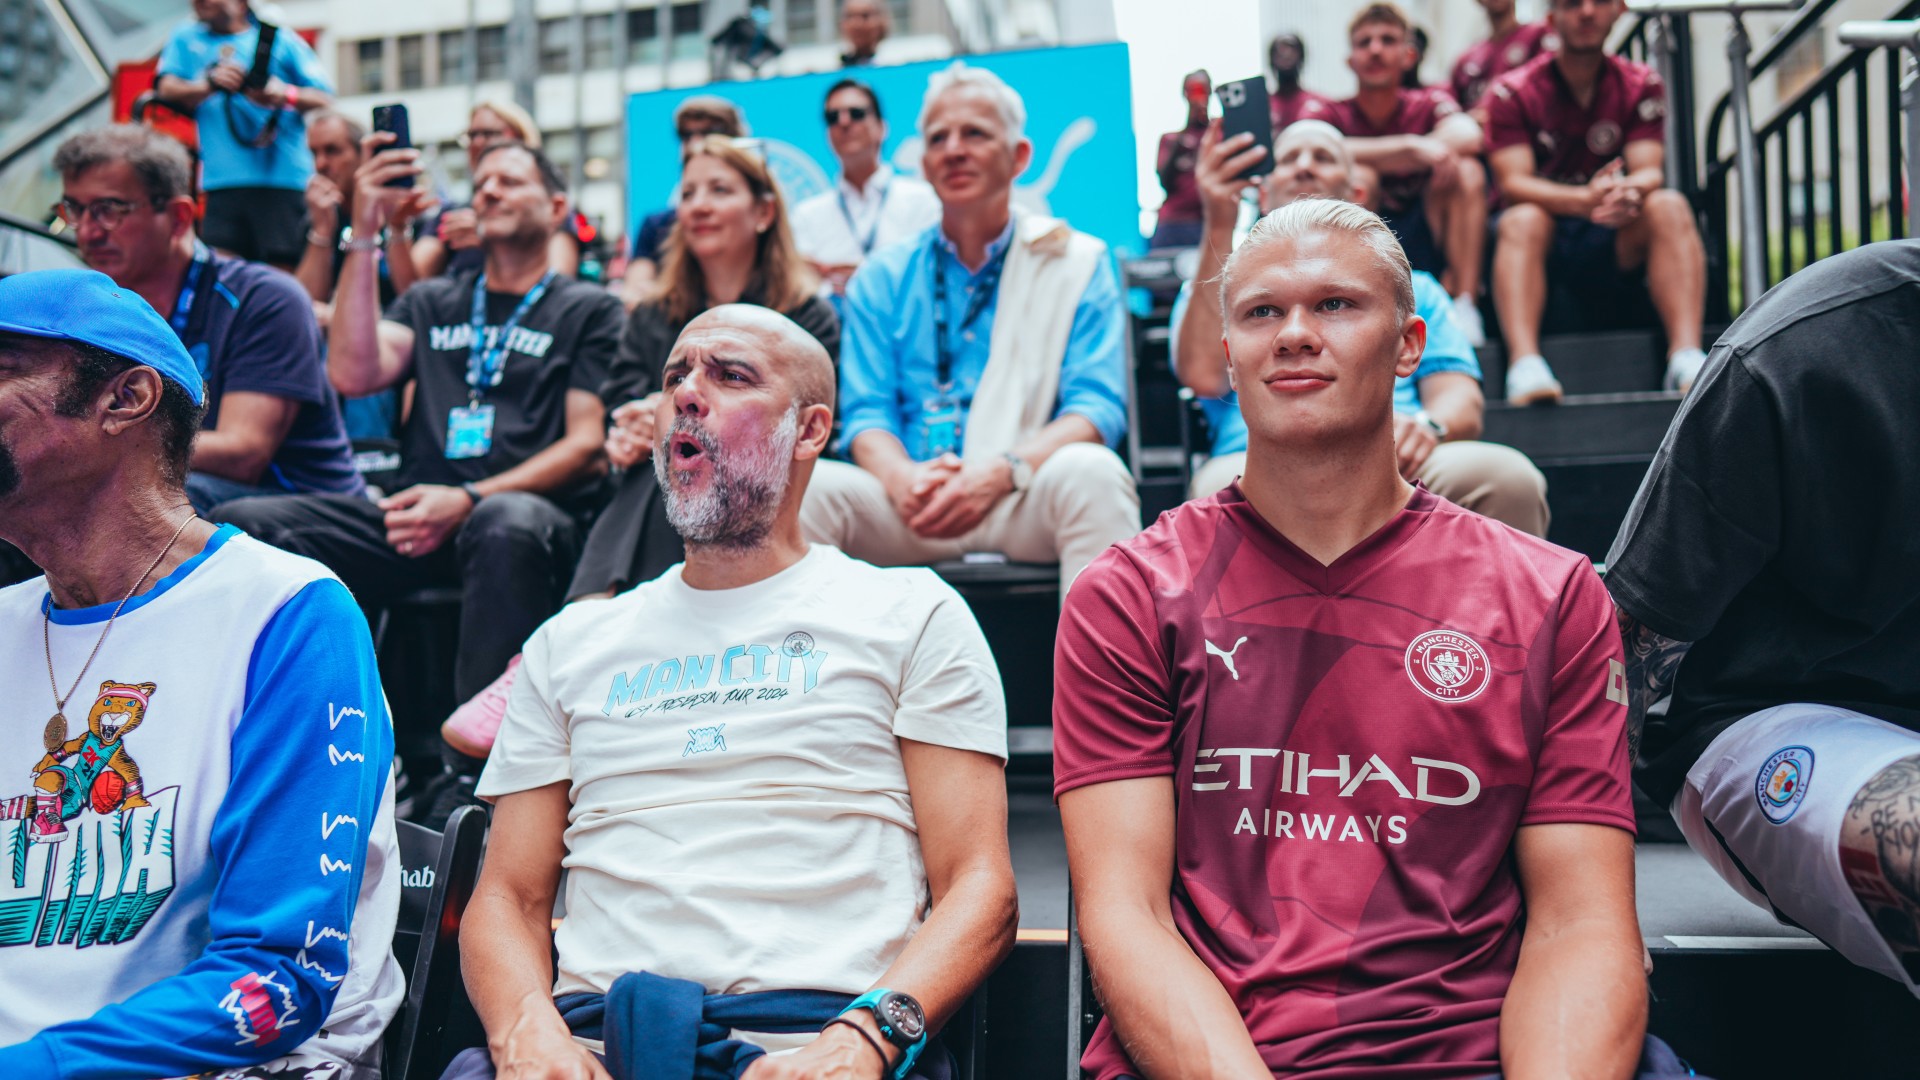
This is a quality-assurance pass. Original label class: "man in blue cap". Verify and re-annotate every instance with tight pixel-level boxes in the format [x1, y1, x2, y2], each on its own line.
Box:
[0, 268, 403, 1079]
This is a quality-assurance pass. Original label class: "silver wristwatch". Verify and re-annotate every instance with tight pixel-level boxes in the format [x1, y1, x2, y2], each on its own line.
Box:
[1003, 452, 1033, 493]
[1414, 409, 1448, 440]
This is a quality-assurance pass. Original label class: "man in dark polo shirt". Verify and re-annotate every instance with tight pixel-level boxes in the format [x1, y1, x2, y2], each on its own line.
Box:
[1484, 0, 1706, 405]
[1452, 0, 1558, 122]
[1608, 240, 1920, 1000]
[1055, 198, 1675, 1079]
[54, 124, 362, 513]
[1303, 2, 1488, 345]
[218, 140, 622, 702]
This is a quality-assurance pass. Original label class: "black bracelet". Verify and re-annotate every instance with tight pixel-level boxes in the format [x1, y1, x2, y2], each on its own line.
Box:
[823, 1016, 892, 1078]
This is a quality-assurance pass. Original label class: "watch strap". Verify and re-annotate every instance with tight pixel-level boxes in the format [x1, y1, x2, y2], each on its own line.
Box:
[460, 482, 484, 505]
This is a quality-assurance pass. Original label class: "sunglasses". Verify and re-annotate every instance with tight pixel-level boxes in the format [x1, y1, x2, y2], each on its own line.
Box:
[457, 126, 514, 148]
[824, 106, 872, 126]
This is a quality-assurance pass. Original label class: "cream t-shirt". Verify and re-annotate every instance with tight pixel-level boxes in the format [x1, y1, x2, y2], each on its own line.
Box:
[479, 545, 1007, 999]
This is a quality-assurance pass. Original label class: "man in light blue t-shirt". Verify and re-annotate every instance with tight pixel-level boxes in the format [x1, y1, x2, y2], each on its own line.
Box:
[157, 0, 335, 269]
[1172, 119, 1549, 536]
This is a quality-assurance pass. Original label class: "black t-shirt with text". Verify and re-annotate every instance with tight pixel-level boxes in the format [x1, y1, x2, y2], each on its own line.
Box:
[381, 270, 623, 489]
[1606, 240, 1920, 803]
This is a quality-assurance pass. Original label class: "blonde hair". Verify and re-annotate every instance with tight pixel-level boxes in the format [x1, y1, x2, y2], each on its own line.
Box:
[472, 100, 541, 148]
[655, 136, 819, 325]
[1221, 198, 1415, 322]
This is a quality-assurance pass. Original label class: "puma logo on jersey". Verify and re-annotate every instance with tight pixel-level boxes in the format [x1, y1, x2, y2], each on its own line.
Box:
[1205, 637, 1249, 681]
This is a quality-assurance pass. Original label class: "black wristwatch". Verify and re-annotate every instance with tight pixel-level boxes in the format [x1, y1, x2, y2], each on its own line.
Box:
[460, 482, 484, 505]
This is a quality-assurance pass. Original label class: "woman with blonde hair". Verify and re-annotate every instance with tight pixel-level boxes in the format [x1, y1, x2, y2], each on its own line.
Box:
[413, 100, 582, 278]
[435, 136, 839, 771]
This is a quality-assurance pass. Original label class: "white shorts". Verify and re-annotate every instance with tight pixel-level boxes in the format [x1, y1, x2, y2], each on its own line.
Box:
[1672, 702, 1920, 993]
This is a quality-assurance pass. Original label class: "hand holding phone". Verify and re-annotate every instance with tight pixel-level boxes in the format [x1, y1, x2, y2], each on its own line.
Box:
[1215, 76, 1274, 181]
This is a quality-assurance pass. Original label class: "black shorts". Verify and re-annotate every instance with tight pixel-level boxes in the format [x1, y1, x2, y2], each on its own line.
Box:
[200, 186, 308, 266]
[1381, 195, 1446, 280]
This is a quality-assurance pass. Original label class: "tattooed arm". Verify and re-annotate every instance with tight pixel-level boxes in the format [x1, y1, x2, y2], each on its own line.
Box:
[1614, 606, 1694, 763]
[1840, 755, 1920, 984]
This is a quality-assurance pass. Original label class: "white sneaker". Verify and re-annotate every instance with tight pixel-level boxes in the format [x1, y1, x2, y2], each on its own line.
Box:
[1451, 293, 1487, 347]
[1665, 347, 1707, 393]
[1505, 353, 1563, 405]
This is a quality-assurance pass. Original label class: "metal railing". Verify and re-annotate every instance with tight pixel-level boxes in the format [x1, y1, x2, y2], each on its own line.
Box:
[1699, 0, 1917, 314]
[0, 208, 81, 277]
[1619, 12, 1703, 197]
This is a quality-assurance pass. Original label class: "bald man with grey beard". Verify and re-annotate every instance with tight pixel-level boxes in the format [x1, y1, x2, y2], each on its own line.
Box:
[454, 305, 1017, 1080]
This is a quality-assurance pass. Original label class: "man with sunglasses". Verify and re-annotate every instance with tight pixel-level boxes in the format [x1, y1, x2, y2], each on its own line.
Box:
[791, 79, 940, 296]
[54, 125, 362, 515]
[154, 0, 334, 270]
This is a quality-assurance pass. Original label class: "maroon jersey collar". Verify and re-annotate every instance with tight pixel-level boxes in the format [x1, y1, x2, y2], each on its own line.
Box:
[1219, 482, 1441, 594]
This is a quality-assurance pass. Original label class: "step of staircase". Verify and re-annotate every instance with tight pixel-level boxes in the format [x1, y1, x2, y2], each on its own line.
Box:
[1482, 390, 1682, 463]
[1477, 324, 1725, 400]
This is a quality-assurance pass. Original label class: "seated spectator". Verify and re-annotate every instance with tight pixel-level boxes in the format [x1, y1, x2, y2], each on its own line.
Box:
[1305, 3, 1488, 344]
[1607, 240, 1920, 1001]
[1175, 120, 1547, 535]
[55, 125, 364, 514]
[1486, 0, 1706, 404]
[215, 140, 623, 709]
[415, 101, 581, 281]
[296, 110, 423, 314]
[1055, 199, 1669, 1080]
[791, 79, 941, 294]
[452, 304, 1015, 1079]
[438, 135, 838, 770]
[153, 0, 334, 270]
[840, 0, 890, 67]
[1268, 33, 1326, 132]
[801, 62, 1140, 597]
[0, 269, 400, 1078]
[621, 97, 748, 309]
[1452, 0, 1558, 124]
[1149, 70, 1212, 249]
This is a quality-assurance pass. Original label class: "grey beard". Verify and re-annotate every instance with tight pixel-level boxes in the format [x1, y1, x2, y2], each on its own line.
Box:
[654, 405, 799, 550]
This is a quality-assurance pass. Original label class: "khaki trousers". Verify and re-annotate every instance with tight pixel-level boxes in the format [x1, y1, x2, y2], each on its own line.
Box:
[800, 444, 1143, 597]
[1188, 440, 1550, 538]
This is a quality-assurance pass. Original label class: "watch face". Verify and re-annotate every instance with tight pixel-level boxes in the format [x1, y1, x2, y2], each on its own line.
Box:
[880, 991, 925, 1041]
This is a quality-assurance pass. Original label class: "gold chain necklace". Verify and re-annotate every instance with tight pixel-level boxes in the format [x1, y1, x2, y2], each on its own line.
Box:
[42, 511, 198, 752]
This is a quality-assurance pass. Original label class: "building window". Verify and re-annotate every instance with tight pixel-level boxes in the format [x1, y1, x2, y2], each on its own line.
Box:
[357, 39, 386, 95]
[477, 25, 509, 81]
[585, 14, 615, 69]
[539, 17, 574, 75]
[438, 30, 469, 85]
[670, 3, 705, 61]
[625, 8, 660, 64]
[398, 34, 426, 90]
[788, 0, 819, 43]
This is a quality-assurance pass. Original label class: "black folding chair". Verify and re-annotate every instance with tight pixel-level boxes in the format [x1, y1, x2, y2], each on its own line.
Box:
[385, 803, 487, 1080]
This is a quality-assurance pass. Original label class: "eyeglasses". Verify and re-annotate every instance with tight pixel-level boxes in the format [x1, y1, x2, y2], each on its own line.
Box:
[824, 106, 872, 126]
[457, 127, 514, 148]
[52, 197, 151, 230]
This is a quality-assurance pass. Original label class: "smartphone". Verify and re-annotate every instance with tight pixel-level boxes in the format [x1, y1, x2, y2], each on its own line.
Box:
[242, 21, 278, 90]
[1215, 76, 1273, 181]
[372, 104, 414, 189]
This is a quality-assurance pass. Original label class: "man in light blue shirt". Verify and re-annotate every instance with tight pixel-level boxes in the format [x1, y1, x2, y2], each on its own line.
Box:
[157, 0, 335, 269]
[801, 62, 1140, 594]
[1173, 119, 1548, 536]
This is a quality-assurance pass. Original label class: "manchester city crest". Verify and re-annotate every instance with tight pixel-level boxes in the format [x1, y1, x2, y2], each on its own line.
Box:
[1756, 745, 1814, 824]
[1404, 630, 1492, 703]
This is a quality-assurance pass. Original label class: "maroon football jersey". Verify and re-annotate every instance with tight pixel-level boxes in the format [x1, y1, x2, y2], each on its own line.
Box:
[1302, 88, 1464, 214]
[1451, 22, 1558, 113]
[1485, 53, 1667, 189]
[1271, 87, 1330, 133]
[1055, 485, 1634, 1080]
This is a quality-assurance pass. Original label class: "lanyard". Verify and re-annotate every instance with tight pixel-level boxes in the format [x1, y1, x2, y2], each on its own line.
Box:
[467, 270, 556, 403]
[836, 177, 890, 255]
[168, 241, 213, 339]
[930, 237, 1008, 391]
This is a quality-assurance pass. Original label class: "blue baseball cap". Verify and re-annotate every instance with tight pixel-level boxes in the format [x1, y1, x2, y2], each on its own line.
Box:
[0, 268, 205, 406]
